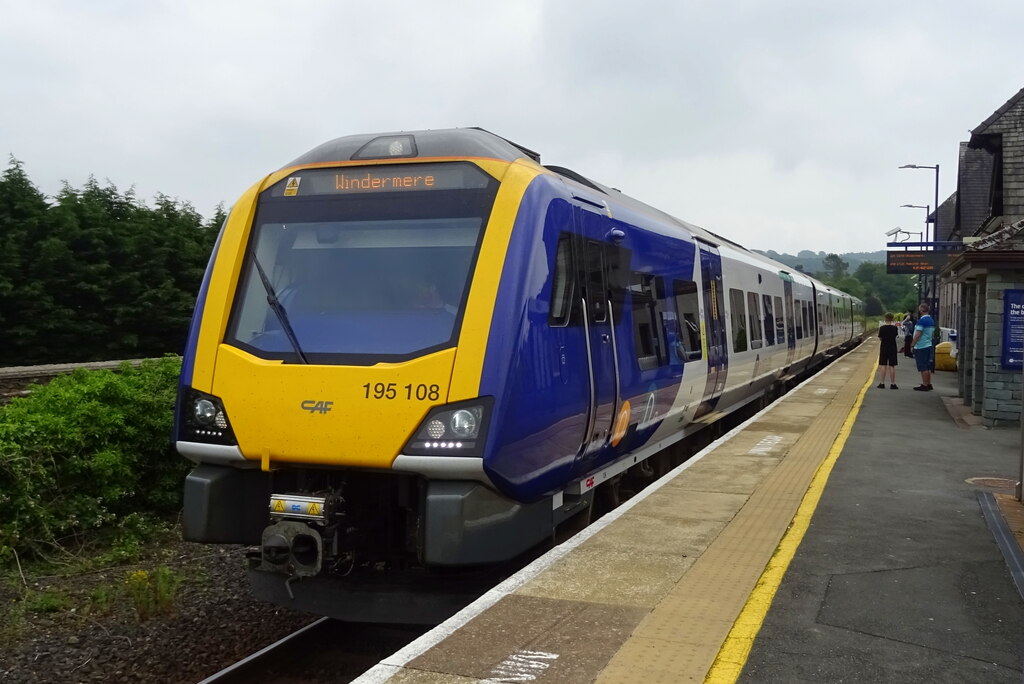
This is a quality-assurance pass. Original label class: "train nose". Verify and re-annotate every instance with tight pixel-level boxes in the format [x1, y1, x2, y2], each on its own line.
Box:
[260, 521, 323, 577]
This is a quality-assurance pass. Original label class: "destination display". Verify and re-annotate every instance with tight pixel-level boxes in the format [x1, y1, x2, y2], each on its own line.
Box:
[885, 250, 952, 274]
[270, 163, 491, 198]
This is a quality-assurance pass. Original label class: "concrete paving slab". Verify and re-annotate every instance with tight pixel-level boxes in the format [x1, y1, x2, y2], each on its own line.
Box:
[407, 594, 646, 684]
[515, 545, 695, 608]
[663, 454, 782, 495]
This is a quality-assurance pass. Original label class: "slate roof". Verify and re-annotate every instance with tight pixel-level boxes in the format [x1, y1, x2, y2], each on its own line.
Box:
[972, 86, 1024, 135]
[928, 193, 958, 242]
[955, 141, 996, 238]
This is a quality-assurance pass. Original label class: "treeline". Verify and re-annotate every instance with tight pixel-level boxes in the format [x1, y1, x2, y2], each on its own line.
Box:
[814, 254, 918, 316]
[0, 158, 223, 366]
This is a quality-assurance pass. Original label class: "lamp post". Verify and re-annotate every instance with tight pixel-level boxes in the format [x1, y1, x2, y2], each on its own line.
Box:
[900, 164, 941, 316]
[899, 164, 940, 242]
[900, 204, 930, 243]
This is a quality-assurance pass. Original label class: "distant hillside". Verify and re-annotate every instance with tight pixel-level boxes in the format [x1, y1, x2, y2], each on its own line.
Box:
[753, 250, 885, 275]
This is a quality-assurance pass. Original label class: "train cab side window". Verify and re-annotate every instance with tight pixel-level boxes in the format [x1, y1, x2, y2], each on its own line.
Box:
[729, 288, 747, 352]
[548, 234, 573, 327]
[762, 294, 775, 346]
[774, 295, 785, 343]
[672, 279, 702, 361]
[747, 292, 763, 349]
[630, 272, 665, 370]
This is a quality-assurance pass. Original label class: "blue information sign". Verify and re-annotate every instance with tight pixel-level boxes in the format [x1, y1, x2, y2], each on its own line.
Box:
[1002, 289, 1024, 369]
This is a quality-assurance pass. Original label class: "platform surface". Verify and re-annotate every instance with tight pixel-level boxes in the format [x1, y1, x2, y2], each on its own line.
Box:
[355, 340, 1024, 683]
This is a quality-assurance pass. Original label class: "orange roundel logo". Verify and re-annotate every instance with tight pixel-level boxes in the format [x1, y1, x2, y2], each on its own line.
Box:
[611, 400, 631, 446]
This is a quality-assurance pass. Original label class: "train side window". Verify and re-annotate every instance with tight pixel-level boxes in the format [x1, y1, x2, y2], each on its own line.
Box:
[729, 288, 747, 352]
[774, 295, 785, 343]
[548, 233, 573, 327]
[630, 272, 665, 370]
[794, 300, 803, 339]
[762, 294, 775, 346]
[801, 301, 810, 339]
[747, 292, 763, 349]
[672, 279, 702, 361]
[817, 303, 824, 335]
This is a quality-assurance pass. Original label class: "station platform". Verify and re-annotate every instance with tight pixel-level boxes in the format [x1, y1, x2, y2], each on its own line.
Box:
[355, 339, 1024, 683]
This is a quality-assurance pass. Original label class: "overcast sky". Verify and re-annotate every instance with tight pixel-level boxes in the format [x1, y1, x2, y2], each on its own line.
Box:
[2, 0, 1021, 256]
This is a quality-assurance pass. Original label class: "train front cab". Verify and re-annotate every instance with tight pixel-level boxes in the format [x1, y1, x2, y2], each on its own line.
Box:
[174, 149, 572, 607]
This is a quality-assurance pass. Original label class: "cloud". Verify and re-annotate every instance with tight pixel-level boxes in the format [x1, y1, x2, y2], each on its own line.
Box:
[1, 0, 1022, 255]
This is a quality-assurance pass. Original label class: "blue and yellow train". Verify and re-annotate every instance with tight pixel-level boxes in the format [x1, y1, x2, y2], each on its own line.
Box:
[176, 128, 865, 622]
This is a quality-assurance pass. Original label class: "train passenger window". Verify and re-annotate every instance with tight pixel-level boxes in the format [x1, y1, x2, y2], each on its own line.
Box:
[729, 288, 747, 352]
[672, 279, 702, 361]
[630, 272, 665, 370]
[548, 234, 573, 327]
[762, 295, 775, 346]
[817, 303, 824, 335]
[747, 292, 763, 349]
[801, 301, 810, 339]
[774, 295, 785, 343]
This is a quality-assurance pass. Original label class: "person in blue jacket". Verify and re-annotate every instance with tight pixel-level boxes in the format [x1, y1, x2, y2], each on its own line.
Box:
[911, 303, 936, 391]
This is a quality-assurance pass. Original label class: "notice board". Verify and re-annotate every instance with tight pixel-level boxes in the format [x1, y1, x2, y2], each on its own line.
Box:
[1002, 289, 1024, 369]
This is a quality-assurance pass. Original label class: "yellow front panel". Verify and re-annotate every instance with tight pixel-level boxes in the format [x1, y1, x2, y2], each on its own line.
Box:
[213, 345, 457, 469]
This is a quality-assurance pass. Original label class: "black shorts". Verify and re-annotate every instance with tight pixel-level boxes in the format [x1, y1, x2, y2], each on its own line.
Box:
[878, 347, 898, 367]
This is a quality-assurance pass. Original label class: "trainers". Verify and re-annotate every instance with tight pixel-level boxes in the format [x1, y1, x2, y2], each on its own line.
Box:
[927, 384, 933, 390]
[913, 385, 931, 391]
[877, 383, 885, 389]
[890, 384, 898, 389]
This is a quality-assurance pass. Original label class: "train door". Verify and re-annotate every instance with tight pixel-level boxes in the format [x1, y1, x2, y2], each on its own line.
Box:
[781, 274, 797, 367]
[693, 242, 727, 420]
[810, 282, 820, 358]
[570, 207, 627, 473]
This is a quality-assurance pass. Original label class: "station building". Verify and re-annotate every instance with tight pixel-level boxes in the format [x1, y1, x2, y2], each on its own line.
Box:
[927, 86, 1024, 425]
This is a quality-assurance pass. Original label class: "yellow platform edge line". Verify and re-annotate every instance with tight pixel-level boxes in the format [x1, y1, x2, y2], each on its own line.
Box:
[704, 355, 876, 684]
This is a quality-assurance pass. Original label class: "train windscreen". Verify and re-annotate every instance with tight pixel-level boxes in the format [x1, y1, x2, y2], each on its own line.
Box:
[225, 163, 498, 364]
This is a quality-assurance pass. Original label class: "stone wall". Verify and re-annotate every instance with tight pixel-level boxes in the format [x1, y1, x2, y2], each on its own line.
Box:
[979, 273, 1024, 426]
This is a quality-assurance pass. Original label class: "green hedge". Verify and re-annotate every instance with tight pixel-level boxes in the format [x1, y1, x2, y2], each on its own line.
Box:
[0, 357, 189, 563]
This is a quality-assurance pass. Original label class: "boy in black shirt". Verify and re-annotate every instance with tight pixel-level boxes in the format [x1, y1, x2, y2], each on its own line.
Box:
[877, 312, 899, 389]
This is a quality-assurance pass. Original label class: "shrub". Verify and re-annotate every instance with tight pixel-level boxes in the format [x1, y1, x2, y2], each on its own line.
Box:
[0, 357, 189, 564]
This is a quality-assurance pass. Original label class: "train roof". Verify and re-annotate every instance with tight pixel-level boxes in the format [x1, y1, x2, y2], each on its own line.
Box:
[284, 127, 541, 168]
[284, 128, 858, 303]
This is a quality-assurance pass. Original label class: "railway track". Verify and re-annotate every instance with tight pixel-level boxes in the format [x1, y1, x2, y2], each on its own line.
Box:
[197, 618, 428, 684]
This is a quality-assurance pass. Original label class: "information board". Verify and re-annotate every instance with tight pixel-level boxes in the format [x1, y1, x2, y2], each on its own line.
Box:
[1002, 289, 1024, 369]
[885, 251, 951, 274]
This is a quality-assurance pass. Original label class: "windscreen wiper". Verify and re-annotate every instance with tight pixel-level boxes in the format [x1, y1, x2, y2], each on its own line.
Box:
[249, 249, 309, 364]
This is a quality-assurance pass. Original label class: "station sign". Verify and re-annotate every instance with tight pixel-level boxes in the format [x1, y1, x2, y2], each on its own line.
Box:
[1002, 289, 1024, 369]
[885, 250, 952, 274]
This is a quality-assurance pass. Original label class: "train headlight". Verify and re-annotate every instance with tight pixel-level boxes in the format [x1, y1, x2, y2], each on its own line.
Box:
[177, 388, 237, 446]
[450, 410, 478, 438]
[193, 399, 218, 426]
[404, 397, 493, 457]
